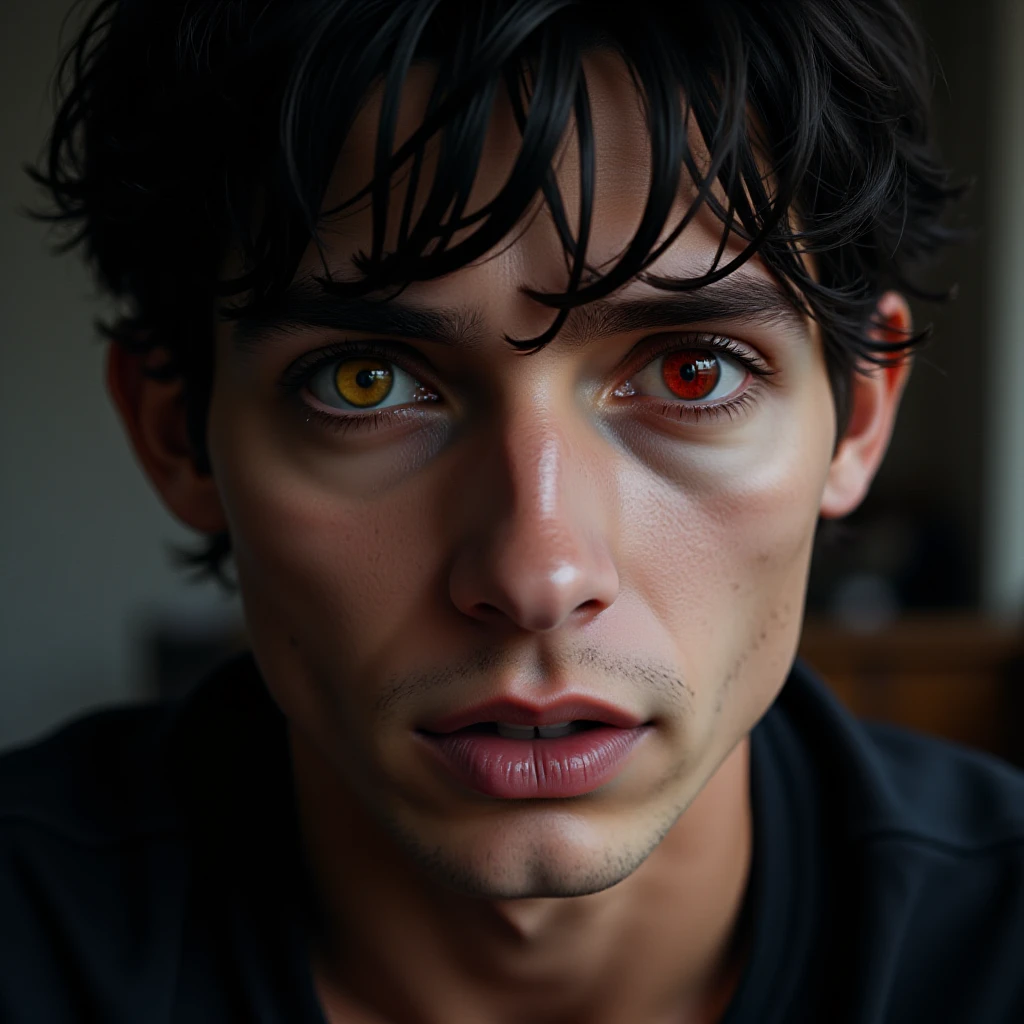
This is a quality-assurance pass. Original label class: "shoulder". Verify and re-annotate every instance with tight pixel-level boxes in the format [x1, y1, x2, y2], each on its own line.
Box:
[0, 654, 274, 1022]
[0, 698, 181, 845]
[847, 727, 1024, 1019]
[0, 697, 193, 1023]
[0, 651, 267, 846]
[778, 658, 1024, 852]
[856, 718, 1024, 851]
[776, 661, 1024, 1019]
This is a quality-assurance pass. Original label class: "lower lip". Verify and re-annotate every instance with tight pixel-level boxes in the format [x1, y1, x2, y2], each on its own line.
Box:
[418, 725, 651, 800]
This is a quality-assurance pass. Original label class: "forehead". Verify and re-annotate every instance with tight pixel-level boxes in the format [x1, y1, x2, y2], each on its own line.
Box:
[307, 51, 780, 312]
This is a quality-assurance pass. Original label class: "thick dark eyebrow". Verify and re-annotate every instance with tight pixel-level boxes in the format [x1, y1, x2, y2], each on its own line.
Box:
[557, 275, 809, 348]
[228, 273, 808, 352]
[229, 282, 487, 352]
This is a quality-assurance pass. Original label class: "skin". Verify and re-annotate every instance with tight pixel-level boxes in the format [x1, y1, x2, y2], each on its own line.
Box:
[108, 55, 911, 1024]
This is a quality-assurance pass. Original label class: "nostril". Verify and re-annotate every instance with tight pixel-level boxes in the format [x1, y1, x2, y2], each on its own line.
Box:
[572, 598, 606, 622]
[471, 602, 507, 623]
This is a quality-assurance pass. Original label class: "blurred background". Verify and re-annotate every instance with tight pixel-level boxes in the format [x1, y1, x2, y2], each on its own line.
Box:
[2, 0, 1022, 759]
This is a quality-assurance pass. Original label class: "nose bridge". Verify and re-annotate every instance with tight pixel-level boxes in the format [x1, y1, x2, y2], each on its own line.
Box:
[498, 414, 604, 572]
[448, 409, 620, 632]
[516, 421, 566, 526]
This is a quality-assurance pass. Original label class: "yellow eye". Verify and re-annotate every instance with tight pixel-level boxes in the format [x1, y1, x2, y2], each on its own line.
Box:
[333, 359, 394, 408]
[305, 354, 435, 414]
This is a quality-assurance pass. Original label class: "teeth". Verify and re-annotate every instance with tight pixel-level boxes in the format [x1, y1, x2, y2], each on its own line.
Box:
[495, 723, 537, 740]
[492, 721, 581, 740]
[537, 722, 576, 739]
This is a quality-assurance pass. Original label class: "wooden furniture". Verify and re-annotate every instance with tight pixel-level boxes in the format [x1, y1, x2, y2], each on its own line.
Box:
[798, 615, 1024, 767]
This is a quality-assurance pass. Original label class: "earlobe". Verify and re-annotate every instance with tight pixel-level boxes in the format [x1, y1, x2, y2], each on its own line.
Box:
[106, 342, 228, 534]
[819, 292, 913, 519]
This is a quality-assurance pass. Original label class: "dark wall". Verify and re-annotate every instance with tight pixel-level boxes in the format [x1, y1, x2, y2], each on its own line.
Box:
[807, 0, 996, 615]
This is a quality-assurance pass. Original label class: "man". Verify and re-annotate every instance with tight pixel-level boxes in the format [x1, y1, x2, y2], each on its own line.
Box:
[3, 0, 1022, 1021]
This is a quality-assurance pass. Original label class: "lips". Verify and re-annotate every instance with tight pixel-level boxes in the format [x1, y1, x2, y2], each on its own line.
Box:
[421, 696, 645, 735]
[417, 696, 651, 800]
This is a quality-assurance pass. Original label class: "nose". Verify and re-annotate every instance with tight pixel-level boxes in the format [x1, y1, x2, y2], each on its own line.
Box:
[448, 424, 620, 632]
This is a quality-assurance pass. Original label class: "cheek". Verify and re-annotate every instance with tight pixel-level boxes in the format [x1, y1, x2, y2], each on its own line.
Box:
[205, 390, 448, 720]
[622, 378, 834, 726]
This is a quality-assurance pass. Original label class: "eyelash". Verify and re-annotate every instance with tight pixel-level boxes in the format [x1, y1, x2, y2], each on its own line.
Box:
[277, 334, 774, 434]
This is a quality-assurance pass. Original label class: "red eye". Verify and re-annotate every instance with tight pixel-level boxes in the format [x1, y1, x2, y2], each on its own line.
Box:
[661, 350, 721, 401]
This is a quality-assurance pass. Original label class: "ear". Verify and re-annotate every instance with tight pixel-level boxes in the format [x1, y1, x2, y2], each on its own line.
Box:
[819, 291, 913, 519]
[106, 342, 228, 533]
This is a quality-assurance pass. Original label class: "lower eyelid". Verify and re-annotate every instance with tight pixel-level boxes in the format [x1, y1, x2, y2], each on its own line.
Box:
[656, 390, 758, 417]
[626, 379, 766, 425]
[302, 386, 439, 418]
[299, 401, 429, 436]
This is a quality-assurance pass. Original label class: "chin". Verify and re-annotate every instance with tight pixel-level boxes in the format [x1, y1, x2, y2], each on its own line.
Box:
[387, 805, 673, 900]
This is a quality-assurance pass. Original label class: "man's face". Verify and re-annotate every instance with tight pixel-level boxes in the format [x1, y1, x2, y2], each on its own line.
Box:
[206, 57, 837, 898]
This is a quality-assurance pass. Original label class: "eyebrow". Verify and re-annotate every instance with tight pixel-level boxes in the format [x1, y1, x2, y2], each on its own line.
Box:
[228, 272, 809, 352]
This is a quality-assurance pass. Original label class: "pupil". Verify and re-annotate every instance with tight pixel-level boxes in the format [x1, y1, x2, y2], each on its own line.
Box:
[679, 362, 697, 382]
[355, 369, 375, 389]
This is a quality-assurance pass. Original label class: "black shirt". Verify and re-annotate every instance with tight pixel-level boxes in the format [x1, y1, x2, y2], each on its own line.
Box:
[1, 654, 1022, 1023]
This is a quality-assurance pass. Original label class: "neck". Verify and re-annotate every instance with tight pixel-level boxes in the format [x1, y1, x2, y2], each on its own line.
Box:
[291, 735, 753, 1024]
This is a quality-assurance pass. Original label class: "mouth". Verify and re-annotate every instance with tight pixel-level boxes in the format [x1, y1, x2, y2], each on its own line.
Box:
[428, 719, 605, 740]
[416, 699, 652, 800]
[420, 697, 645, 736]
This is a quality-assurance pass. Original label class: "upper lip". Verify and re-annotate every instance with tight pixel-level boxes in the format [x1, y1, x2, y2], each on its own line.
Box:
[421, 697, 645, 734]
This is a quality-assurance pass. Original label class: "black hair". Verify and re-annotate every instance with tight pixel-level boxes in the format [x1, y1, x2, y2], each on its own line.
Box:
[29, 0, 962, 587]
